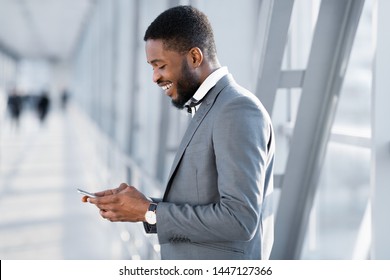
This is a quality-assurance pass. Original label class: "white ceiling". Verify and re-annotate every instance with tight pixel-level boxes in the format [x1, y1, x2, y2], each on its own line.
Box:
[0, 0, 95, 61]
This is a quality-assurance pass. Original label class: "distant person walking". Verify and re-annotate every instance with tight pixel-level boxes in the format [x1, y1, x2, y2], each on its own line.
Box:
[37, 91, 50, 124]
[60, 89, 70, 111]
[7, 88, 23, 130]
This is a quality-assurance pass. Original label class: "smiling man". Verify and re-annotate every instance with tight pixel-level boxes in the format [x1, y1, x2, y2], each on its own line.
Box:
[83, 5, 275, 260]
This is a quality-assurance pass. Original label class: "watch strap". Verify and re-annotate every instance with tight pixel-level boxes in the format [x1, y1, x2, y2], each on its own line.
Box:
[148, 202, 158, 212]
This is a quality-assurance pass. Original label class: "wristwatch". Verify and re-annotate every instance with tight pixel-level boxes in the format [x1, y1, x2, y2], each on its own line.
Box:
[145, 203, 158, 225]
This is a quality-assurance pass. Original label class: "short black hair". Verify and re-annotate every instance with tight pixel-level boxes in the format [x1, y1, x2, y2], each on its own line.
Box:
[144, 5, 217, 61]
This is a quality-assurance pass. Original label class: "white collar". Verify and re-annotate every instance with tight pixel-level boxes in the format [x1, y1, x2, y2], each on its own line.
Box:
[186, 67, 229, 117]
[192, 66, 229, 103]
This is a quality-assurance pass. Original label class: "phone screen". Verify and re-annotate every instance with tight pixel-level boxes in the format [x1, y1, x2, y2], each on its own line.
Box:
[77, 188, 97, 198]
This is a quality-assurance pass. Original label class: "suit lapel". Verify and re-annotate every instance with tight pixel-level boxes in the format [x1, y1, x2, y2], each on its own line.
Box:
[163, 75, 232, 200]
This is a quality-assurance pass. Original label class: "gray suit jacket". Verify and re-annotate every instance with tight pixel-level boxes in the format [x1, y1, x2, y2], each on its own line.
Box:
[145, 74, 275, 259]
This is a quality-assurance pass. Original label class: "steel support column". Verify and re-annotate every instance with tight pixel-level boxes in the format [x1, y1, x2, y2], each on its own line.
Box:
[271, 0, 365, 259]
[371, 0, 390, 260]
[254, 0, 295, 114]
[126, 0, 141, 157]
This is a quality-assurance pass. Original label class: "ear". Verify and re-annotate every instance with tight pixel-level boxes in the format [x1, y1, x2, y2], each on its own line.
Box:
[187, 47, 203, 68]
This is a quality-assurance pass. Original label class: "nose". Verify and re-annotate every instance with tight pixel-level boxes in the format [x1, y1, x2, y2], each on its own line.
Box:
[152, 69, 162, 84]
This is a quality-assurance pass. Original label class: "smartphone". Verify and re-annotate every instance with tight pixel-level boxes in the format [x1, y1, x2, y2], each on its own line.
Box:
[77, 188, 97, 198]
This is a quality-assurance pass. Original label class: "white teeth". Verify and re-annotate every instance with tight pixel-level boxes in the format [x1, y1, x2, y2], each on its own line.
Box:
[161, 83, 173, 91]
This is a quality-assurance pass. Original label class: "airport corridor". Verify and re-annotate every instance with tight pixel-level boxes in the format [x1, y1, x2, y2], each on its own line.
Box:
[0, 104, 124, 259]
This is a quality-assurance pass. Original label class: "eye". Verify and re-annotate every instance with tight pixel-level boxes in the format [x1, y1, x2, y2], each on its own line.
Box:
[151, 64, 166, 72]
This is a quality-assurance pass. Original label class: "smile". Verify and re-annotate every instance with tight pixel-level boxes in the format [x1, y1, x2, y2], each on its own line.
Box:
[161, 83, 173, 91]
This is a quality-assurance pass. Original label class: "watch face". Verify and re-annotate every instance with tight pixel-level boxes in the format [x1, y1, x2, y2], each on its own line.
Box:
[145, 211, 157, 225]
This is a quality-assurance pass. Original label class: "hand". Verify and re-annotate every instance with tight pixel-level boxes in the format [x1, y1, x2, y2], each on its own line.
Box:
[84, 183, 150, 222]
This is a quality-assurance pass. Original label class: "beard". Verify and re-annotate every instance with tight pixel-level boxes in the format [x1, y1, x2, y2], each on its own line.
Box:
[171, 59, 201, 110]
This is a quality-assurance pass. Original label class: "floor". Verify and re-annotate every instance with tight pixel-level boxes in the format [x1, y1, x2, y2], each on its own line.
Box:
[0, 104, 125, 259]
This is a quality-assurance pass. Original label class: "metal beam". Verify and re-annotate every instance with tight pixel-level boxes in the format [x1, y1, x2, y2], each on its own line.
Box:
[126, 0, 141, 157]
[371, 0, 390, 260]
[0, 41, 19, 60]
[254, 0, 295, 114]
[110, 0, 119, 138]
[278, 70, 305, 89]
[271, 0, 365, 259]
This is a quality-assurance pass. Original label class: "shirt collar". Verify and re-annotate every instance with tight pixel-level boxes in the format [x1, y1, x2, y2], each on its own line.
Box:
[191, 66, 229, 103]
[185, 67, 229, 117]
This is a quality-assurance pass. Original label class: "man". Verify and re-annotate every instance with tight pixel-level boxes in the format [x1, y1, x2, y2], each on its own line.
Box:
[83, 5, 275, 260]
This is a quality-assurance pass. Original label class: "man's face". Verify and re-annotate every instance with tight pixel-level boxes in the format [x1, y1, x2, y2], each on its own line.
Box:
[145, 39, 201, 109]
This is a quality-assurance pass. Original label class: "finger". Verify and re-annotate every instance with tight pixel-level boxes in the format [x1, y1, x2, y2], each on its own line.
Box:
[117, 183, 129, 193]
[86, 197, 97, 204]
[100, 209, 118, 222]
[90, 192, 118, 206]
[94, 189, 113, 197]
[100, 209, 108, 219]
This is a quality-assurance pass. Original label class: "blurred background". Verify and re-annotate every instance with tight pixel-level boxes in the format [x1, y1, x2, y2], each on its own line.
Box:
[0, 0, 389, 260]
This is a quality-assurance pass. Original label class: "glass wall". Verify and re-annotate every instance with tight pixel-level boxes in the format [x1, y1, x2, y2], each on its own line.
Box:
[272, 0, 374, 259]
[294, 0, 373, 259]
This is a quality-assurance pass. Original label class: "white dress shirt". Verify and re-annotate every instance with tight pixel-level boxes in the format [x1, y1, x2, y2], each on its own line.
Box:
[187, 66, 229, 117]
